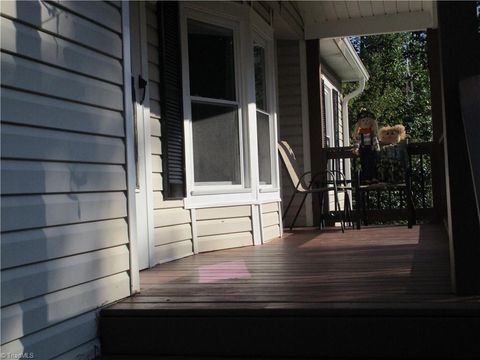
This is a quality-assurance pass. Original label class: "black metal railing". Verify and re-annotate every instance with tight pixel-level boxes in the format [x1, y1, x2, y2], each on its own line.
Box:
[326, 142, 435, 224]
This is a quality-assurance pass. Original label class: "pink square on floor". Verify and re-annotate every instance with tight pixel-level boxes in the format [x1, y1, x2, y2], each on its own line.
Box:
[198, 260, 251, 284]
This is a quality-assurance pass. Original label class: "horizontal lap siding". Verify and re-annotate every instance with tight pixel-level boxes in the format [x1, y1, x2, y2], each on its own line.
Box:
[262, 202, 281, 243]
[277, 40, 307, 227]
[146, 2, 193, 265]
[196, 206, 254, 253]
[0, 2, 130, 359]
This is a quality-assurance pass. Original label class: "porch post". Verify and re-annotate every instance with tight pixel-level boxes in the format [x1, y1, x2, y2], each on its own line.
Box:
[437, 2, 480, 295]
[426, 28, 446, 224]
[305, 40, 326, 226]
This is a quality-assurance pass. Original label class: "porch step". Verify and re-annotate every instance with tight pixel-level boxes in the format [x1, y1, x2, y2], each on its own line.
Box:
[99, 303, 480, 359]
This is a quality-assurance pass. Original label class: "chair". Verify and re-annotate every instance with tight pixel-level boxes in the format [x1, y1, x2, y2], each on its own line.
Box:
[278, 141, 345, 231]
[353, 141, 416, 229]
[330, 169, 354, 229]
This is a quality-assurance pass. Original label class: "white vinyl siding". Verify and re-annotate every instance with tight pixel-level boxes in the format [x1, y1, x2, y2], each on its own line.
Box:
[146, 2, 194, 264]
[261, 202, 281, 243]
[196, 205, 254, 252]
[277, 40, 308, 227]
[0, 2, 130, 359]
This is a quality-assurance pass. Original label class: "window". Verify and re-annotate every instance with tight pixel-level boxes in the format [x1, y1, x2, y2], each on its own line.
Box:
[191, 102, 240, 184]
[186, 18, 244, 187]
[322, 77, 343, 178]
[180, 3, 279, 206]
[322, 77, 341, 150]
[323, 85, 333, 148]
[188, 20, 236, 101]
[332, 89, 342, 179]
[332, 89, 340, 148]
[253, 32, 277, 189]
[254, 44, 272, 185]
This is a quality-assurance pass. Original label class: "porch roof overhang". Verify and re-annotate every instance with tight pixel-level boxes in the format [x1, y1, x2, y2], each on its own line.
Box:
[320, 37, 369, 82]
[296, 1, 437, 39]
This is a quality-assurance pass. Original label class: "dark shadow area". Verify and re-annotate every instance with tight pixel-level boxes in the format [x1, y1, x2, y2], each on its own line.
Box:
[406, 223, 451, 296]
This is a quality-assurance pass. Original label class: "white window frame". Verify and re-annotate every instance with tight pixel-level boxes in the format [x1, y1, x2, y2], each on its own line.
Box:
[180, 2, 257, 208]
[182, 8, 244, 190]
[322, 75, 344, 180]
[252, 10, 281, 203]
[253, 35, 275, 188]
[322, 76, 335, 148]
[179, 2, 280, 208]
[322, 76, 343, 148]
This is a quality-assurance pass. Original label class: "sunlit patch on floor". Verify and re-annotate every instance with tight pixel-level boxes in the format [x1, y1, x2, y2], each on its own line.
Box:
[198, 260, 251, 283]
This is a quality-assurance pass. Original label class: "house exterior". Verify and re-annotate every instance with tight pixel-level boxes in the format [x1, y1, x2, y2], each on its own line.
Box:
[279, 37, 368, 227]
[1, 1, 478, 359]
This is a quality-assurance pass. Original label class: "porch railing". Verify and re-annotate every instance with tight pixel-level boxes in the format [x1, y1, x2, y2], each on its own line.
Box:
[326, 142, 435, 224]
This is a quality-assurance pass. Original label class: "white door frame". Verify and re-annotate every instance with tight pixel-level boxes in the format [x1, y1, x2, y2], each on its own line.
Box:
[122, 1, 139, 292]
[129, 2, 155, 271]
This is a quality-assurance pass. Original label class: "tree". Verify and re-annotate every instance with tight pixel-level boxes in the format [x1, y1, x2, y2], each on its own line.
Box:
[344, 32, 432, 143]
[344, 32, 434, 213]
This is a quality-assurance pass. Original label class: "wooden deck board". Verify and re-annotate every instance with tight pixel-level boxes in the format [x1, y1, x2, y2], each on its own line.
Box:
[101, 226, 480, 358]
[118, 225, 480, 309]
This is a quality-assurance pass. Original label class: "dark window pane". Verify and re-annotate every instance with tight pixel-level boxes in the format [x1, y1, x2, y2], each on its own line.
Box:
[188, 20, 235, 101]
[257, 111, 271, 184]
[192, 102, 241, 184]
[254, 45, 267, 111]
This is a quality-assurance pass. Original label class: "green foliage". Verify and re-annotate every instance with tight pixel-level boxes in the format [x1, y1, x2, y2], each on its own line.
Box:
[344, 32, 432, 142]
[346, 32, 434, 224]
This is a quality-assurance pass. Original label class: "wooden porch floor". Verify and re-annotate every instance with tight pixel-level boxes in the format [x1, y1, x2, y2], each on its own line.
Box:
[118, 224, 480, 309]
[101, 224, 480, 358]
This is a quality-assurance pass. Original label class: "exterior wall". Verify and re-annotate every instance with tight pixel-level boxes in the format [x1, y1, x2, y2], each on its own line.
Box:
[144, 2, 264, 260]
[277, 40, 308, 227]
[146, 2, 194, 264]
[1, 1, 130, 359]
[322, 72, 346, 213]
[143, 2, 285, 256]
[261, 202, 282, 242]
[277, 39, 350, 226]
[196, 206, 254, 252]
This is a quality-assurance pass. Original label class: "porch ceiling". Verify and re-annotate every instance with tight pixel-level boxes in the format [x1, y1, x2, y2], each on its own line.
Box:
[297, 1, 436, 39]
